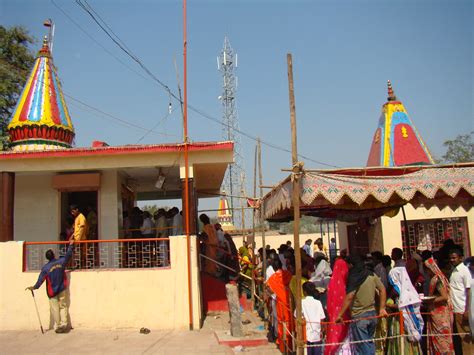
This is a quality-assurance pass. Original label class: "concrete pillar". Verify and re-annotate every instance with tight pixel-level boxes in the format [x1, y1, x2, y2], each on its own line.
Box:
[0, 172, 15, 242]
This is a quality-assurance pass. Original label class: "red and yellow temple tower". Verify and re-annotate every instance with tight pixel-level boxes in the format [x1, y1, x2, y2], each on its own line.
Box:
[367, 80, 434, 167]
[217, 194, 235, 231]
[7, 35, 75, 151]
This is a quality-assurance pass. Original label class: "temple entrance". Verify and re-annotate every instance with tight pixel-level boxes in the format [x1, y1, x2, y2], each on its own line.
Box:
[347, 224, 370, 256]
[60, 191, 98, 240]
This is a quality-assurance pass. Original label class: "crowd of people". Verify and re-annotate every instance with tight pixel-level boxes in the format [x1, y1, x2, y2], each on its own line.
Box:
[121, 206, 183, 267]
[202, 231, 474, 355]
[122, 206, 183, 239]
[264, 241, 474, 354]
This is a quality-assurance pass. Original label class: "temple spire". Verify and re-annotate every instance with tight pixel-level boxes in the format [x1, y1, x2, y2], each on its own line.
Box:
[367, 81, 434, 167]
[7, 22, 75, 151]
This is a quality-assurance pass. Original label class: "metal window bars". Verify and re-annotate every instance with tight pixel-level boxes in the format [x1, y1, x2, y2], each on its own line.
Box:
[23, 238, 171, 271]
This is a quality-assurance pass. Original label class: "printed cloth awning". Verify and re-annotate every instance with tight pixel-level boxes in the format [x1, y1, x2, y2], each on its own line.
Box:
[261, 164, 474, 221]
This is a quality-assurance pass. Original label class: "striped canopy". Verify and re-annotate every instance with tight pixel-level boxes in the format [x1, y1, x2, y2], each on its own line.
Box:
[261, 164, 474, 221]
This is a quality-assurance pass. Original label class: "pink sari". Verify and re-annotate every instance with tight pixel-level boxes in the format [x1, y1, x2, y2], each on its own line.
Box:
[325, 258, 350, 355]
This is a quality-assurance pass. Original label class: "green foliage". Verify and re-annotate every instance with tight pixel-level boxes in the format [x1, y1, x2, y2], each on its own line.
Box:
[0, 25, 35, 150]
[272, 216, 333, 234]
[442, 132, 474, 163]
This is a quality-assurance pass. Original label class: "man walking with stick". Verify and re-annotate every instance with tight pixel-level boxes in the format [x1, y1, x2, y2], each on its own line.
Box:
[26, 236, 75, 333]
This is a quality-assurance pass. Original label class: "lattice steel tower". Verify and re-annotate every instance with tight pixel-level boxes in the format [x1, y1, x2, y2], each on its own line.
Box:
[218, 36, 246, 229]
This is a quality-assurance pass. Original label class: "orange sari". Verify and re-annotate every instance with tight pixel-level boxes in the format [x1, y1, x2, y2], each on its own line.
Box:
[267, 269, 294, 352]
[203, 224, 218, 274]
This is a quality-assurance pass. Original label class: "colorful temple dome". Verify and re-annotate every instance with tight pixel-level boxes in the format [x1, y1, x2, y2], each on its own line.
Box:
[7, 36, 75, 151]
[366, 80, 434, 167]
[217, 194, 235, 231]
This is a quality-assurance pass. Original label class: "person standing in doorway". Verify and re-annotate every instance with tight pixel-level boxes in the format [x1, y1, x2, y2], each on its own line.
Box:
[26, 236, 75, 333]
[70, 205, 88, 241]
[70, 204, 88, 268]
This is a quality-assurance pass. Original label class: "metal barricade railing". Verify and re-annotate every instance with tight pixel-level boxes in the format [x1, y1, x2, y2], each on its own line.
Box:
[23, 238, 171, 271]
[198, 243, 264, 306]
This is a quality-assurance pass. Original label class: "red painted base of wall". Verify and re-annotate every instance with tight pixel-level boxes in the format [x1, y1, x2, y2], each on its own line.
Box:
[201, 273, 252, 313]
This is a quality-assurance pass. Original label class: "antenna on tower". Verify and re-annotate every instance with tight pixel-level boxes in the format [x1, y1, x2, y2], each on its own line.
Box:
[217, 36, 246, 229]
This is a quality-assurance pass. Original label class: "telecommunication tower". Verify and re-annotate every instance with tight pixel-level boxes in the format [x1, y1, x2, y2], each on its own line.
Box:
[217, 37, 246, 229]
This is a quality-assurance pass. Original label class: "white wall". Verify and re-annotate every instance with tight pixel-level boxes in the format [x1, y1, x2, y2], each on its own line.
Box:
[336, 205, 474, 256]
[14, 173, 58, 242]
[13, 171, 123, 242]
[380, 205, 474, 255]
[0, 236, 202, 330]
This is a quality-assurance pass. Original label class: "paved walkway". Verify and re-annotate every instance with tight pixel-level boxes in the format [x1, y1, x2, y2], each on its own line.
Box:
[1, 311, 280, 354]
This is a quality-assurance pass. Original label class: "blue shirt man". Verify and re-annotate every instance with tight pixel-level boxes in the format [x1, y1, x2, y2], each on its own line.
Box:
[26, 238, 74, 333]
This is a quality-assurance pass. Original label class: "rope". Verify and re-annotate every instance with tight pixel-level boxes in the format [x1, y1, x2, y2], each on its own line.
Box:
[304, 333, 471, 348]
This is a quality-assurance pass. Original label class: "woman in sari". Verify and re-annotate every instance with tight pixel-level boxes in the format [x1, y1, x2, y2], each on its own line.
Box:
[386, 266, 424, 355]
[423, 257, 454, 354]
[199, 214, 218, 275]
[267, 258, 294, 353]
[324, 258, 351, 355]
[239, 246, 255, 298]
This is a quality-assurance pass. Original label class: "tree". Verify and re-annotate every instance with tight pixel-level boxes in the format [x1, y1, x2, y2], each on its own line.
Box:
[0, 26, 35, 150]
[442, 132, 474, 163]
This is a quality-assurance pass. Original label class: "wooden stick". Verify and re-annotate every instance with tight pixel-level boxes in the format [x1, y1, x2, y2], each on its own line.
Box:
[287, 53, 303, 355]
[258, 138, 268, 321]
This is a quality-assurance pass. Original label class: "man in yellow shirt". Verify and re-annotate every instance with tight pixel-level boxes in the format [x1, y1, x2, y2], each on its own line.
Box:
[70, 205, 88, 268]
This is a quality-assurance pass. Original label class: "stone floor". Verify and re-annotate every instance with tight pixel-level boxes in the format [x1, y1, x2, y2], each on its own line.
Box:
[1, 311, 280, 354]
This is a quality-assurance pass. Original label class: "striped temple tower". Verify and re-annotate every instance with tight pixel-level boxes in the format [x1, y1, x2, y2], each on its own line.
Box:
[217, 194, 235, 231]
[367, 81, 434, 167]
[7, 35, 75, 151]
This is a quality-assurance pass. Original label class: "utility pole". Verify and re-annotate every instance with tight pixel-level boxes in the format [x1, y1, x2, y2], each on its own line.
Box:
[183, 0, 193, 331]
[287, 53, 303, 355]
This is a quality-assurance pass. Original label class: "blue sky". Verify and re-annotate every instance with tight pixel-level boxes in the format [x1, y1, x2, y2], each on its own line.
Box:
[1, 0, 472, 214]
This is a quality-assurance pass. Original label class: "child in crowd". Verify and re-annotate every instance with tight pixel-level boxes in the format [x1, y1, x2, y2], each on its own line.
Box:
[298, 282, 326, 355]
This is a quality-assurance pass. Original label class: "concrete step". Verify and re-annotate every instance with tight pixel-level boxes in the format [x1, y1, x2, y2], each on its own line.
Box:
[202, 310, 278, 352]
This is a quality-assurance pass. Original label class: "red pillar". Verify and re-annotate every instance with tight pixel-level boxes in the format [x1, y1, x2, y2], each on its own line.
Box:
[0, 172, 15, 242]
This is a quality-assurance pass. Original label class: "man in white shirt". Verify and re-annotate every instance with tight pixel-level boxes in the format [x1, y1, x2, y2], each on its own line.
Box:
[302, 239, 312, 257]
[449, 249, 472, 354]
[170, 207, 183, 236]
[154, 209, 169, 266]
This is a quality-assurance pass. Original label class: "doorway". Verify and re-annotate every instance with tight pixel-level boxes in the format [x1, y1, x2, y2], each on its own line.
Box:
[60, 191, 98, 240]
[347, 224, 370, 256]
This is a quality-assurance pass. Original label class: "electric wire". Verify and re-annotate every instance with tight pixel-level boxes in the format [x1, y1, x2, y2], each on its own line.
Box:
[51, 0, 151, 83]
[65, 93, 178, 139]
[0, 61, 176, 139]
[72, 0, 341, 168]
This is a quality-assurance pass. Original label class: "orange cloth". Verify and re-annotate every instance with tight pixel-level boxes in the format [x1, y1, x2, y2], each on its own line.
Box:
[73, 213, 88, 241]
[203, 224, 218, 274]
[267, 269, 294, 352]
